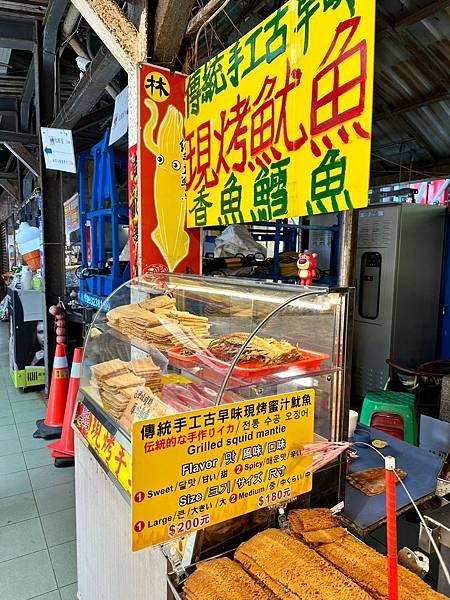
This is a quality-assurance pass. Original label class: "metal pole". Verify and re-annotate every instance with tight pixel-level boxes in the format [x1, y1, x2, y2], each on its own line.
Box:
[337, 209, 358, 287]
[337, 209, 357, 478]
[34, 21, 66, 391]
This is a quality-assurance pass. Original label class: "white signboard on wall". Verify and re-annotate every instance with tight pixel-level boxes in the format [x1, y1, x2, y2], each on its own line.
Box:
[109, 86, 128, 145]
[40, 127, 76, 173]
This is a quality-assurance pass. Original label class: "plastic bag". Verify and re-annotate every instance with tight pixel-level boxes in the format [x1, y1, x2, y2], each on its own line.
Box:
[0, 295, 11, 321]
[214, 225, 266, 258]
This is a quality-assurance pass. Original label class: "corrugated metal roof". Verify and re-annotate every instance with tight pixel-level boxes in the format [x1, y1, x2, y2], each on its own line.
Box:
[372, 0, 450, 183]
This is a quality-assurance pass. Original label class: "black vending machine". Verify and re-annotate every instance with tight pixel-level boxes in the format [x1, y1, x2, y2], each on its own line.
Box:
[8, 286, 46, 388]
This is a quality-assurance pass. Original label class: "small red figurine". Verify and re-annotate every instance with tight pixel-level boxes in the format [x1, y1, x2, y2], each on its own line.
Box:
[297, 250, 318, 286]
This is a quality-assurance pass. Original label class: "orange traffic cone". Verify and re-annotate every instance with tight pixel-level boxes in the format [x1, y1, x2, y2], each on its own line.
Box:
[34, 344, 70, 439]
[47, 347, 83, 467]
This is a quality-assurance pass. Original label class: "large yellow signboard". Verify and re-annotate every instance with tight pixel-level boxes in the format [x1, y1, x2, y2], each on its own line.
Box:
[186, 0, 375, 226]
[131, 390, 314, 551]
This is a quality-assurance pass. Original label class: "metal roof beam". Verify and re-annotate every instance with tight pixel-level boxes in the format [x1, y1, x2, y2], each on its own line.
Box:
[378, 1, 450, 38]
[41, 0, 70, 123]
[20, 1, 70, 131]
[73, 103, 114, 132]
[0, 130, 37, 144]
[52, 45, 121, 129]
[20, 61, 35, 131]
[0, 19, 35, 50]
[374, 91, 450, 121]
[0, 1, 47, 19]
[185, 0, 223, 38]
[153, 0, 196, 67]
[393, 0, 450, 31]
[0, 171, 18, 180]
[0, 178, 19, 202]
[4, 142, 39, 176]
[70, 0, 139, 73]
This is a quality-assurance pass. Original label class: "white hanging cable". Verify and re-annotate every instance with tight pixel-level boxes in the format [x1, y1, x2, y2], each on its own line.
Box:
[394, 472, 450, 587]
[193, 0, 234, 65]
[352, 441, 450, 589]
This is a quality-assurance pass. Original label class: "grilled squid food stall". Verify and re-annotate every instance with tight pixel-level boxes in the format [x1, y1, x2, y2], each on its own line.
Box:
[72, 274, 446, 599]
[70, 1, 447, 598]
[73, 274, 353, 598]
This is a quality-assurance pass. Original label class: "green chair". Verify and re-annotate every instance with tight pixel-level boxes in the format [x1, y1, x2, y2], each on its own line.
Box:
[360, 390, 418, 445]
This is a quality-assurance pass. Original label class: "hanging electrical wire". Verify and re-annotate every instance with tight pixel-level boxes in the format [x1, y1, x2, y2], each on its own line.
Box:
[371, 153, 449, 179]
[353, 441, 450, 590]
[194, 0, 234, 65]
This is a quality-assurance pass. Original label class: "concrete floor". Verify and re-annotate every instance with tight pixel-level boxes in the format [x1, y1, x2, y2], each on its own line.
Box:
[0, 323, 77, 600]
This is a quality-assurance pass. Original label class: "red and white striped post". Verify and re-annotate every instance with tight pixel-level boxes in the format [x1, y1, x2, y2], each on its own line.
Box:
[385, 455, 399, 600]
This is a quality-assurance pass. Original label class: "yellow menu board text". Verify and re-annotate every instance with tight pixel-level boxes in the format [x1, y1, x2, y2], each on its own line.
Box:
[132, 390, 314, 551]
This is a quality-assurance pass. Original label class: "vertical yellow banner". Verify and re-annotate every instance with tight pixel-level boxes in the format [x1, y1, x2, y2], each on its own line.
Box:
[185, 0, 375, 226]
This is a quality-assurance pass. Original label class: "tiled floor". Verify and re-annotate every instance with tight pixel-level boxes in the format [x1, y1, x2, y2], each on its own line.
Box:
[0, 323, 77, 600]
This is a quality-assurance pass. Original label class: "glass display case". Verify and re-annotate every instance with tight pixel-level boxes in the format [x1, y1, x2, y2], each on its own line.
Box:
[76, 274, 353, 465]
[74, 273, 354, 573]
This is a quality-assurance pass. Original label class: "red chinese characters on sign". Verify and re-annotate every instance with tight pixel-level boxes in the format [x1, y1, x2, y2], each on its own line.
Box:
[311, 17, 368, 139]
[186, 59, 306, 195]
[74, 403, 132, 494]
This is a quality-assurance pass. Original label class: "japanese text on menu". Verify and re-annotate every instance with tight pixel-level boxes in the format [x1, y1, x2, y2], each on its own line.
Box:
[132, 391, 314, 551]
[185, 0, 375, 226]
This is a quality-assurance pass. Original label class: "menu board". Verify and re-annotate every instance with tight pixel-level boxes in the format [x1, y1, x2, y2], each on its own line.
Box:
[132, 390, 314, 551]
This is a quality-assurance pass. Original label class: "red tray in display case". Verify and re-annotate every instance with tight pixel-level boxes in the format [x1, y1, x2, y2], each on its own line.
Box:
[195, 348, 330, 378]
[167, 346, 200, 368]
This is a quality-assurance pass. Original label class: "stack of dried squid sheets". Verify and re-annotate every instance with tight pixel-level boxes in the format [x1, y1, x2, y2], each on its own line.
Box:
[138, 295, 176, 311]
[90, 359, 129, 385]
[154, 308, 210, 337]
[100, 373, 145, 414]
[317, 533, 448, 600]
[183, 557, 270, 600]
[128, 357, 162, 393]
[106, 296, 210, 351]
[105, 386, 137, 420]
[107, 304, 161, 340]
[288, 508, 347, 547]
[144, 323, 207, 352]
[234, 529, 372, 600]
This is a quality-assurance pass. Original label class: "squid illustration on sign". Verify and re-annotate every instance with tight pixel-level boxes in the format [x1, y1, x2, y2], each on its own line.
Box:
[143, 98, 189, 271]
